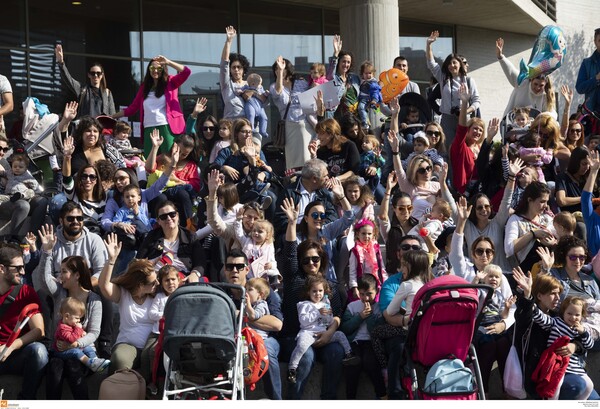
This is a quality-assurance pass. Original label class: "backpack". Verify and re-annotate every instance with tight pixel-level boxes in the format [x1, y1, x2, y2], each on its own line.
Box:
[98, 368, 146, 400]
[241, 326, 269, 391]
[423, 358, 475, 394]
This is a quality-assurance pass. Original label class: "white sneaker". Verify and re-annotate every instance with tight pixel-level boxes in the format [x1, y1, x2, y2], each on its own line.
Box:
[88, 357, 110, 373]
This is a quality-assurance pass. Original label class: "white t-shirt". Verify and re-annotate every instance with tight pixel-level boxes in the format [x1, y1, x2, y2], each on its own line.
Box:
[116, 289, 155, 349]
[143, 91, 168, 127]
[151, 238, 187, 273]
[0, 75, 12, 130]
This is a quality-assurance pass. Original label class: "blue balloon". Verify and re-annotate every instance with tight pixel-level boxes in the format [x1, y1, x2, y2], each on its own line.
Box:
[517, 25, 567, 85]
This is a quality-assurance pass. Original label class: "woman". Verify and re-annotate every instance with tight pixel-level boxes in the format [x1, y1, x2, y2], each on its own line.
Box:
[186, 99, 221, 173]
[531, 113, 571, 180]
[389, 129, 440, 220]
[426, 30, 481, 148]
[55, 44, 115, 117]
[220, 26, 249, 120]
[424, 121, 447, 157]
[271, 56, 313, 170]
[444, 157, 523, 272]
[496, 38, 557, 119]
[450, 196, 514, 393]
[99, 233, 157, 379]
[136, 201, 205, 280]
[310, 118, 359, 182]
[505, 181, 557, 276]
[113, 55, 190, 156]
[339, 112, 366, 152]
[276, 200, 345, 400]
[327, 35, 361, 122]
[33, 233, 101, 399]
[65, 116, 125, 176]
[565, 120, 585, 152]
[555, 146, 591, 213]
[513, 268, 600, 399]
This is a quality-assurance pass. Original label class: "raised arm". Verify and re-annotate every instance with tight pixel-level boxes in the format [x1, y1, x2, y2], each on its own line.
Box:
[221, 26, 236, 62]
[281, 197, 299, 243]
[274, 56, 286, 95]
[144, 129, 164, 174]
[448, 196, 474, 281]
[154, 55, 184, 74]
[560, 85, 573, 137]
[32, 224, 58, 296]
[458, 82, 470, 127]
[55, 44, 82, 98]
[496, 38, 519, 87]
[426, 31, 438, 63]
[98, 233, 122, 303]
[61, 135, 75, 178]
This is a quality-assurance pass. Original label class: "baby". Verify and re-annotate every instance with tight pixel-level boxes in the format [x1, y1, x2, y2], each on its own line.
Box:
[244, 278, 271, 339]
[506, 107, 531, 142]
[518, 132, 552, 183]
[402, 132, 445, 175]
[0, 152, 41, 202]
[400, 105, 423, 144]
[308, 63, 328, 88]
[108, 121, 144, 168]
[357, 61, 382, 131]
[112, 184, 153, 247]
[408, 198, 452, 242]
[240, 73, 269, 139]
[359, 134, 385, 195]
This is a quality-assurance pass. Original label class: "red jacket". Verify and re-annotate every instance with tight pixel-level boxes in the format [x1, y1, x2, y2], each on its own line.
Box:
[531, 335, 571, 399]
[450, 124, 478, 195]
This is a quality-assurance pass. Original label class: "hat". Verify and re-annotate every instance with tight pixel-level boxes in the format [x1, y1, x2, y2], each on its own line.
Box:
[413, 131, 430, 147]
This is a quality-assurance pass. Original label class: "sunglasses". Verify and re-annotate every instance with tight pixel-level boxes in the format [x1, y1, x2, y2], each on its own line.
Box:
[202, 126, 216, 131]
[417, 166, 432, 174]
[302, 256, 321, 265]
[0, 147, 9, 152]
[225, 263, 247, 271]
[89, 71, 103, 77]
[569, 128, 582, 134]
[395, 205, 413, 212]
[474, 248, 494, 257]
[6, 264, 25, 272]
[568, 255, 586, 262]
[476, 204, 491, 211]
[80, 173, 97, 181]
[149, 66, 163, 72]
[158, 211, 178, 221]
[310, 212, 327, 220]
[426, 130, 441, 137]
[65, 215, 84, 223]
[400, 244, 421, 251]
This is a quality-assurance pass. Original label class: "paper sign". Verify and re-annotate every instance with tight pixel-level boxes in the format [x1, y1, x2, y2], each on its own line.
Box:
[297, 81, 341, 114]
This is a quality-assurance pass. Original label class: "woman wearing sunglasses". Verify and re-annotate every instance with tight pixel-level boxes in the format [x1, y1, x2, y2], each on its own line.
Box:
[55, 44, 115, 118]
[113, 55, 190, 157]
[185, 97, 221, 175]
[277, 199, 346, 399]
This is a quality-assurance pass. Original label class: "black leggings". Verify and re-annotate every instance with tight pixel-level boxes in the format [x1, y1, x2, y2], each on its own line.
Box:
[45, 356, 89, 399]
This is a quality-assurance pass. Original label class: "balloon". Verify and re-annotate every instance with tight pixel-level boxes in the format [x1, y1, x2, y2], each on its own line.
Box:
[379, 68, 409, 104]
[517, 25, 567, 85]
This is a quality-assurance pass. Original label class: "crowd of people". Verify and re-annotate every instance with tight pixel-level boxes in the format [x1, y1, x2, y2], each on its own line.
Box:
[1, 25, 600, 401]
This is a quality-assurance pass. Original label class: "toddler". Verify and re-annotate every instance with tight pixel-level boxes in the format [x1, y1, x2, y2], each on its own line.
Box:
[402, 132, 445, 175]
[109, 121, 144, 169]
[518, 132, 553, 183]
[209, 119, 233, 163]
[244, 278, 271, 339]
[553, 211, 576, 239]
[239, 73, 269, 139]
[147, 154, 183, 189]
[348, 219, 387, 301]
[52, 297, 110, 373]
[400, 105, 423, 144]
[408, 198, 452, 243]
[359, 134, 385, 197]
[234, 216, 281, 292]
[357, 61, 382, 130]
[506, 107, 531, 142]
[587, 134, 600, 152]
[287, 276, 360, 384]
[196, 182, 243, 239]
[112, 184, 153, 247]
[0, 153, 41, 202]
[308, 63, 328, 88]
[511, 166, 538, 209]
[532, 296, 595, 400]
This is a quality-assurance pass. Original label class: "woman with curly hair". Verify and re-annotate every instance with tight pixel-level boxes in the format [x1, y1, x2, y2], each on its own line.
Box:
[311, 118, 360, 182]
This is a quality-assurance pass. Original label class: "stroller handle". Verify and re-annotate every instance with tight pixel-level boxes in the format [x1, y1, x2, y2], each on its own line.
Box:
[0, 303, 40, 361]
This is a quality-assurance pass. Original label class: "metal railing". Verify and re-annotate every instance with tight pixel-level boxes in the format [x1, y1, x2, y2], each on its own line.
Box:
[531, 0, 557, 21]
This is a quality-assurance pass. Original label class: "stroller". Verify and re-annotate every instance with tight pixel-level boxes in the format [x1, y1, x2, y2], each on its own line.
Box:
[402, 275, 493, 400]
[397, 92, 432, 143]
[161, 282, 246, 400]
[500, 107, 541, 143]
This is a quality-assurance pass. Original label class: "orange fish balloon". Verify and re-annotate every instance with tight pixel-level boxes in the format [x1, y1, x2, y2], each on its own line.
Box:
[379, 68, 409, 104]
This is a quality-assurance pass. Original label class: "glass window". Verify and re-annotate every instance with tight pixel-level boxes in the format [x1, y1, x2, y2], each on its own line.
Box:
[0, 0, 26, 48]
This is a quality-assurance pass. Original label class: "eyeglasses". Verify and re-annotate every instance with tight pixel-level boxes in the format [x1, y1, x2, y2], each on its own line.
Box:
[310, 212, 327, 220]
[0, 147, 9, 152]
[149, 66, 163, 73]
[302, 256, 321, 265]
[80, 173, 97, 181]
[6, 265, 25, 272]
[239, 129, 253, 135]
[476, 204, 491, 211]
[65, 215, 84, 223]
[474, 248, 494, 257]
[417, 166, 432, 174]
[158, 211, 178, 221]
[426, 130, 441, 137]
[230, 65, 243, 71]
[400, 244, 421, 251]
[202, 126, 216, 132]
[569, 128, 582, 134]
[225, 263, 247, 271]
[568, 255, 586, 262]
[395, 205, 413, 212]
[89, 71, 103, 77]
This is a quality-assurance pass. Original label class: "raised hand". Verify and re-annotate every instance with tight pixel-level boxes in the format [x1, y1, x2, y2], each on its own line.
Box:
[308, 139, 320, 158]
[333, 35, 343, 57]
[242, 137, 256, 158]
[150, 128, 164, 148]
[207, 169, 223, 195]
[560, 85, 573, 105]
[193, 97, 208, 116]
[63, 135, 75, 158]
[458, 83, 470, 104]
[170, 142, 180, 165]
[427, 31, 439, 45]
[495, 38, 504, 59]
[589, 150, 600, 172]
[63, 101, 78, 122]
[152, 55, 170, 67]
[280, 197, 299, 223]
[536, 246, 555, 271]
[505, 295, 517, 309]
[389, 96, 400, 115]
[456, 195, 472, 221]
[330, 176, 344, 198]
[387, 130, 400, 152]
[314, 89, 325, 116]
[275, 56, 286, 72]
[55, 44, 64, 64]
[225, 26, 236, 42]
[439, 162, 449, 184]
[24, 232, 37, 251]
[508, 157, 525, 178]
[38, 224, 57, 252]
[512, 266, 532, 297]
[104, 232, 122, 262]
[487, 117, 500, 140]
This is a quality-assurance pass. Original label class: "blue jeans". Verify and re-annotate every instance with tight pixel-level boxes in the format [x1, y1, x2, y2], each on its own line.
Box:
[0, 341, 49, 399]
[560, 373, 598, 400]
[245, 98, 268, 139]
[280, 335, 344, 400]
[52, 345, 97, 362]
[385, 336, 406, 399]
[262, 337, 282, 400]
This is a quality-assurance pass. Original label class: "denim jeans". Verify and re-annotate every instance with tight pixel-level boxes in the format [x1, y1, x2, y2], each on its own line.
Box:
[560, 373, 598, 400]
[0, 341, 49, 399]
[52, 345, 96, 362]
[385, 336, 406, 399]
[262, 336, 282, 400]
[279, 335, 344, 399]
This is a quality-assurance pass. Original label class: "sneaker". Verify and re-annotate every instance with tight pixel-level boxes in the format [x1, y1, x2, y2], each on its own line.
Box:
[258, 182, 271, 196]
[287, 368, 297, 384]
[88, 357, 110, 373]
[342, 352, 361, 366]
[259, 194, 272, 211]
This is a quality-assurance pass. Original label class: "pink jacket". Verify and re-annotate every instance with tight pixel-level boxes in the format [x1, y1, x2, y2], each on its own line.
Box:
[123, 66, 191, 141]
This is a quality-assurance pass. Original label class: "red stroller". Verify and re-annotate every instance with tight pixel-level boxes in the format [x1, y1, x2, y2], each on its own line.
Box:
[402, 275, 493, 400]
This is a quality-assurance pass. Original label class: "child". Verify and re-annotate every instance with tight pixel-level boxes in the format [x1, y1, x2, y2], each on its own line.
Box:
[342, 177, 375, 221]
[0, 152, 41, 202]
[587, 134, 600, 152]
[109, 121, 145, 169]
[244, 277, 271, 339]
[408, 198, 452, 243]
[357, 61, 382, 131]
[239, 73, 269, 139]
[518, 132, 553, 183]
[359, 134, 385, 197]
[399, 105, 423, 144]
[340, 274, 387, 399]
[196, 181, 243, 239]
[402, 132, 445, 174]
[553, 211, 576, 239]
[112, 184, 153, 247]
[506, 107, 531, 142]
[52, 297, 110, 373]
[234, 216, 281, 292]
[147, 154, 184, 190]
[348, 218, 387, 301]
[511, 166, 538, 209]
[209, 119, 233, 163]
[308, 63, 328, 88]
[287, 276, 360, 384]
[532, 296, 595, 400]
[472, 264, 515, 345]
[432, 226, 455, 277]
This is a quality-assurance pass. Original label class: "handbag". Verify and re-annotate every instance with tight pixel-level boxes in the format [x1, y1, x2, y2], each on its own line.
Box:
[98, 368, 146, 400]
[274, 81, 294, 149]
[504, 322, 527, 399]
